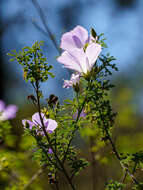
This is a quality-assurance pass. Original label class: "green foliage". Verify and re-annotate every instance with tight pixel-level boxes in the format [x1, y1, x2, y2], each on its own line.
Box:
[132, 183, 143, 190]
[79, 51, 117, 139]
[7, 41, 54, 83]
[69, 157, 89, 177]
[119, 151, 143, 175]
[105, 180, 125, 190]
[0, 121, 11, 140]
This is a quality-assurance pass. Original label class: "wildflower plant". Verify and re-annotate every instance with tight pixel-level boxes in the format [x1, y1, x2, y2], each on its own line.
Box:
[6, 25, 143, 190]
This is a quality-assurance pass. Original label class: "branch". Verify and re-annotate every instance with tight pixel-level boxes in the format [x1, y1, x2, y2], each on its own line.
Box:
[97, 104, 139, 185]
[62, 97, 87, 164]
[34, 79, 76, 190]
[105, 128, 139, 185]
[32, 20, 49, 38]
[31, 0, 61, 54]
[23, 168, 43, 190]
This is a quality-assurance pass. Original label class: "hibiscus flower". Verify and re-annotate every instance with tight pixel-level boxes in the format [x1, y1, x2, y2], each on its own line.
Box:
[57, 43, 101, 74]
[22, 112, 57, 135]
[0, 100, 18, 121]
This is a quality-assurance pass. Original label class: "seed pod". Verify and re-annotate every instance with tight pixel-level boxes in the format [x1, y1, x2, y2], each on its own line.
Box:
[27, 94, 37, 103]
[47, 94, 58, 106]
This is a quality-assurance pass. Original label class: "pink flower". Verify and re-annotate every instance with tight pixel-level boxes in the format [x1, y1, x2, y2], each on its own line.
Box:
[48, 148, 53, 154]
[73, 110, 86, 120]
[0, 100, 18, 121]
[60, 25, 89, 51]
[63, 73, 80, 88]
[22, 112, 58, 135]
[57, 43, 101, 74]
[22, 119, 34, 130]
[57, 25, 101, 74]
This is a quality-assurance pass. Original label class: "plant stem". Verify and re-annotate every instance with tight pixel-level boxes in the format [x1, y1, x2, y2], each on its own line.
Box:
[132, 162, 137, 174]
[97, 105, 139, 185]
[55, 172, 60, 190]
[122, 170, 127, 183]
[23, 168, 43, 190]
[35, 81, 76, 190]
[105, 128, 139, 185]
[62, 97, 87, 164]
[31, 0, 61, 54]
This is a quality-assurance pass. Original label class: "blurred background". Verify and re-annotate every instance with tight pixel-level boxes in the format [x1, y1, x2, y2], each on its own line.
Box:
[1, 0, 143, 189]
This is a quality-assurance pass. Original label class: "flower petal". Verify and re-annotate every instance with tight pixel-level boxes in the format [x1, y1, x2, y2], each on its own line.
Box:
[45, 119, 57, 132]
[63, 80, 73, 89]
[48, 148, 53, 154]
[60, 32, 78, 51]
[71, 25, 89, 46]
[72, 36, 83, 48]
[73, 110, 86, 120]
[70, 73, 80, 85]
[0, 100, 5, 112]
[22, 119, 34, 130]
[67, 49, 89, 73]
[86, 43, 102, 66]
[3, 105, 18, 120]
[57, 51, 83, 73]
[63, 74, 80, 89]
[60, 25, 88, 51]
[57, 48, 93, 74]
[32, 112, 46, 126]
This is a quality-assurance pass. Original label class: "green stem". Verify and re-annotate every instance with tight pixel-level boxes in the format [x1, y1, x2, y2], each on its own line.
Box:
[62, 97, 87, 164]
[132, 162, 137, 175]
[35, 81, 76, 190]
[98, 107, 139, 185]
[122, 170, 128, 183]
[105, 127, 139, 185]
[23, 168, 43, 190]
[31, 0, 61, 54]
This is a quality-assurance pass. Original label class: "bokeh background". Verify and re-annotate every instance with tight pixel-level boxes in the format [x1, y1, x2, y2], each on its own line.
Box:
[1, 0, 143, 189]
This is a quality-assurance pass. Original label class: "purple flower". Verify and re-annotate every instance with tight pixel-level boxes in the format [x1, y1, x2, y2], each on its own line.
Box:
[73, 110, 87, 120]
[63, 73, 80, 89]
[57, 43, 101, 74]
[22, 119, 34, 130]
[60, 25, 89, 51]
[22, 112, 58, 135]
[48, 148, 53, 154]
[57, 25, 102, 74]
[45, 119, 58, 133]
[0, 100, 18, 121]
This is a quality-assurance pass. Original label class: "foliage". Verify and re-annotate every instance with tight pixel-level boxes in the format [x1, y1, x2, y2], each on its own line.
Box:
[105, 180, 125, 190]
[8, 41, 54, 83]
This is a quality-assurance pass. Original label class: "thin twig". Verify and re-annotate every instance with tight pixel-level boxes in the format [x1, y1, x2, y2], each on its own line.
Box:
[34, 79, 76, 190]
[97, 105, 139, 185]
[105, 128, 139, 185]
[23, 168, 43, 190]
[32, 20, 49, 38]
[132, 162, 137, 175]
[122, 170, 128, 183]
[62, 97, 87, 164]
[31, 0, 61, 54]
